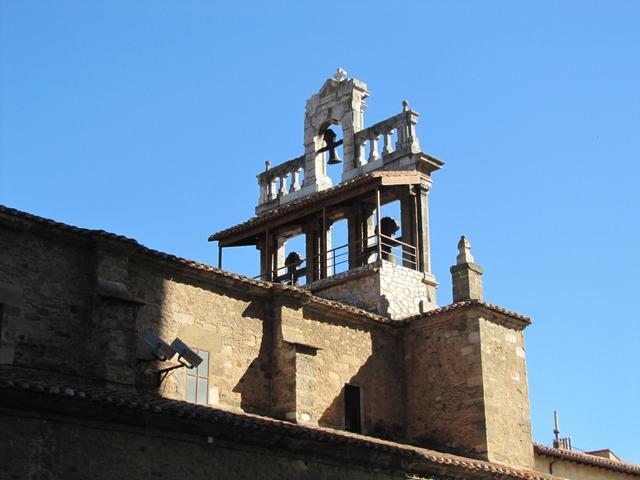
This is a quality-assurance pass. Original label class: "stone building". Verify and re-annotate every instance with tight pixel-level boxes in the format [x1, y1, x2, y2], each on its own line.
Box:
[0, 70, 637, 480]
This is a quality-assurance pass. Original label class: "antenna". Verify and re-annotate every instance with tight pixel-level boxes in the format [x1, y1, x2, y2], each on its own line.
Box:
[552, 411, 573, 450]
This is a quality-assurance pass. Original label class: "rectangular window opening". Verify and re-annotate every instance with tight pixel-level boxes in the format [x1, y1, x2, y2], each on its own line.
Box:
[185, 348, 209, 406]
[344, 384, 362, 433]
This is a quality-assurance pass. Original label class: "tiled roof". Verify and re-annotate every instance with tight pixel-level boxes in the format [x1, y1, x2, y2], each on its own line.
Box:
[0, 368, 555, 480]
[404, 300, 532, 326]
[0, 204, 388, 324]
[534, 444, 640, 476]
[209, 170, 425, 242]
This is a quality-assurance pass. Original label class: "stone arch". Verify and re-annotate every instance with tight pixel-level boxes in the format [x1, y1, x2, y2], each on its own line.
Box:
[302, 77, 369, 191]
[315, 119, 344, 184]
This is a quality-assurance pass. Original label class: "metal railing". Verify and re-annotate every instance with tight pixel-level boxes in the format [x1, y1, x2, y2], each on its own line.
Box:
[254, 233, 418, 285]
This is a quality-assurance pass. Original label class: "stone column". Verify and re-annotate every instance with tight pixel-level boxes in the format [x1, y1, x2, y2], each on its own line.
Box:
[346, 206, 360, 269]
[303, 220, 321, 283]
[415, 185, 432, 273]
[273, 235, 286, 281]
[400, 187, 418, 269]
[325, 225, 333, 277]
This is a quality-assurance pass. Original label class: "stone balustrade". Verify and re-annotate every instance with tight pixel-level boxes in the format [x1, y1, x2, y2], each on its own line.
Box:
[353, 106, 420, 168]
[255, 103, 423, 214]
[257, 155, 305, 204]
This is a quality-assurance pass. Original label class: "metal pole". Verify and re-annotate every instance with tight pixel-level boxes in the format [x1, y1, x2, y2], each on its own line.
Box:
[321, 206, 327, 278]
[218, 244, 223, 269]
[264, 228, 271, 281]
[376, 188, 382, 261]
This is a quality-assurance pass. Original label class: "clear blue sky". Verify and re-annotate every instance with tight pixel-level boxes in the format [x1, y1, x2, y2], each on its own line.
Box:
[1, 0, 639, 463]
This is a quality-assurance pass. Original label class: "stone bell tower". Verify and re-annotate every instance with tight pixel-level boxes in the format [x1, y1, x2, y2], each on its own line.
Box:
[302, 67, 369, 193]
[210, 69, 444, 319]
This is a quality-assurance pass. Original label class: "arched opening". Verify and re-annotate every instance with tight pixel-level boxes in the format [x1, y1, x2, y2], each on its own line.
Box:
[317, 120, 344, 187]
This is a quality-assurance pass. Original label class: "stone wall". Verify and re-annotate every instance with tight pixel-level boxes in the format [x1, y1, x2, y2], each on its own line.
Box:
[405, 304, 534, 469]
[308, 263, 380, 313]
[0, 212, 404, 438]
[309, 260, 436, 319]
[379, 260, 437, 318]
[0, 207, 537, 470]
[128, 259, 272, 414]
[0, 226, 94, 377]
[0, 411, 412, 480]
[480, 318, 533, 468]
[405, 308, 488, 457]
[275, 297, 405, 438]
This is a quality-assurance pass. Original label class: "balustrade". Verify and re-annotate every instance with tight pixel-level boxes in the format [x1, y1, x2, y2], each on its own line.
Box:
[257, 104, 421, 209]
[257, 155, 304, 206]
[353, 106, 420, 168]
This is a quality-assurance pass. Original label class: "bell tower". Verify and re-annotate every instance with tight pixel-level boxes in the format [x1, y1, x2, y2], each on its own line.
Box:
[210, 70, 444, 319]
[303, 67, 369, 193]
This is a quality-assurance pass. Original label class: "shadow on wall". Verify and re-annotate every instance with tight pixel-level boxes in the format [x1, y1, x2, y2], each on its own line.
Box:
[232, 301, 273, 416]
[129, 264, 403, 442]
[314, 315, 405, 442]
[130, 268, 272, 413]
[129, 268, 171, 394]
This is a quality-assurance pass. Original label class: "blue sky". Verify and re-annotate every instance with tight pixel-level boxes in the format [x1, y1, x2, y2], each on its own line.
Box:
[1, 0, 639, 463]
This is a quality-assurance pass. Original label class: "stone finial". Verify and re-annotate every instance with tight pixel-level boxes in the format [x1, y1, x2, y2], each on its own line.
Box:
[402, 99, 409, 111]
[333, 67, 347, 82]
[456, 235, 475, 264]
[450, 235, 483, 303]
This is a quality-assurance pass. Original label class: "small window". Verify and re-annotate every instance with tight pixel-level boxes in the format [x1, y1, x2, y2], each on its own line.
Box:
[185, 349, 209, 405]
[344, 384, 362, 433]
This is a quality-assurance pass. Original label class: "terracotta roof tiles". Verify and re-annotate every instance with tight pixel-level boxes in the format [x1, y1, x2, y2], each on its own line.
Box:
[0, 204, 388, 324]
[404, 300, 532, 326]
[209, 170, 426, 241]
[534, 444, 640, 476]
[0, 368, 557, 480]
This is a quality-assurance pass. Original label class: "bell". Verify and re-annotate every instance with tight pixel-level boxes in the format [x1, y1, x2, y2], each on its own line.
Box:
[324, 127, 342, 165]
[327, 147, 342, 165]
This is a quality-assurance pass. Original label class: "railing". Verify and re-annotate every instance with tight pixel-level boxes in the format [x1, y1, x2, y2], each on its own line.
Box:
[353, 107, 420, 168]
[254, 233, 418, 285]
[257, 155, 305, 204]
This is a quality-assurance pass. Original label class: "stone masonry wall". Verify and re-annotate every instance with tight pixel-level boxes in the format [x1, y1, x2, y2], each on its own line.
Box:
[128, 259, 272, 414]
[309, 260, 436, 320]
[308, 264, 380, 314]
[379, 260, 437, 318]
[405, 306, 534, 469]
[405, 309, 488, 458]
[0, 214, 404, 437]
[479, 318, 533, 468]
[276, 298, 405, 439]
[0, 226, 94, 377]
[0, 209, 536, 470]
[0, 411, 413, 480]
